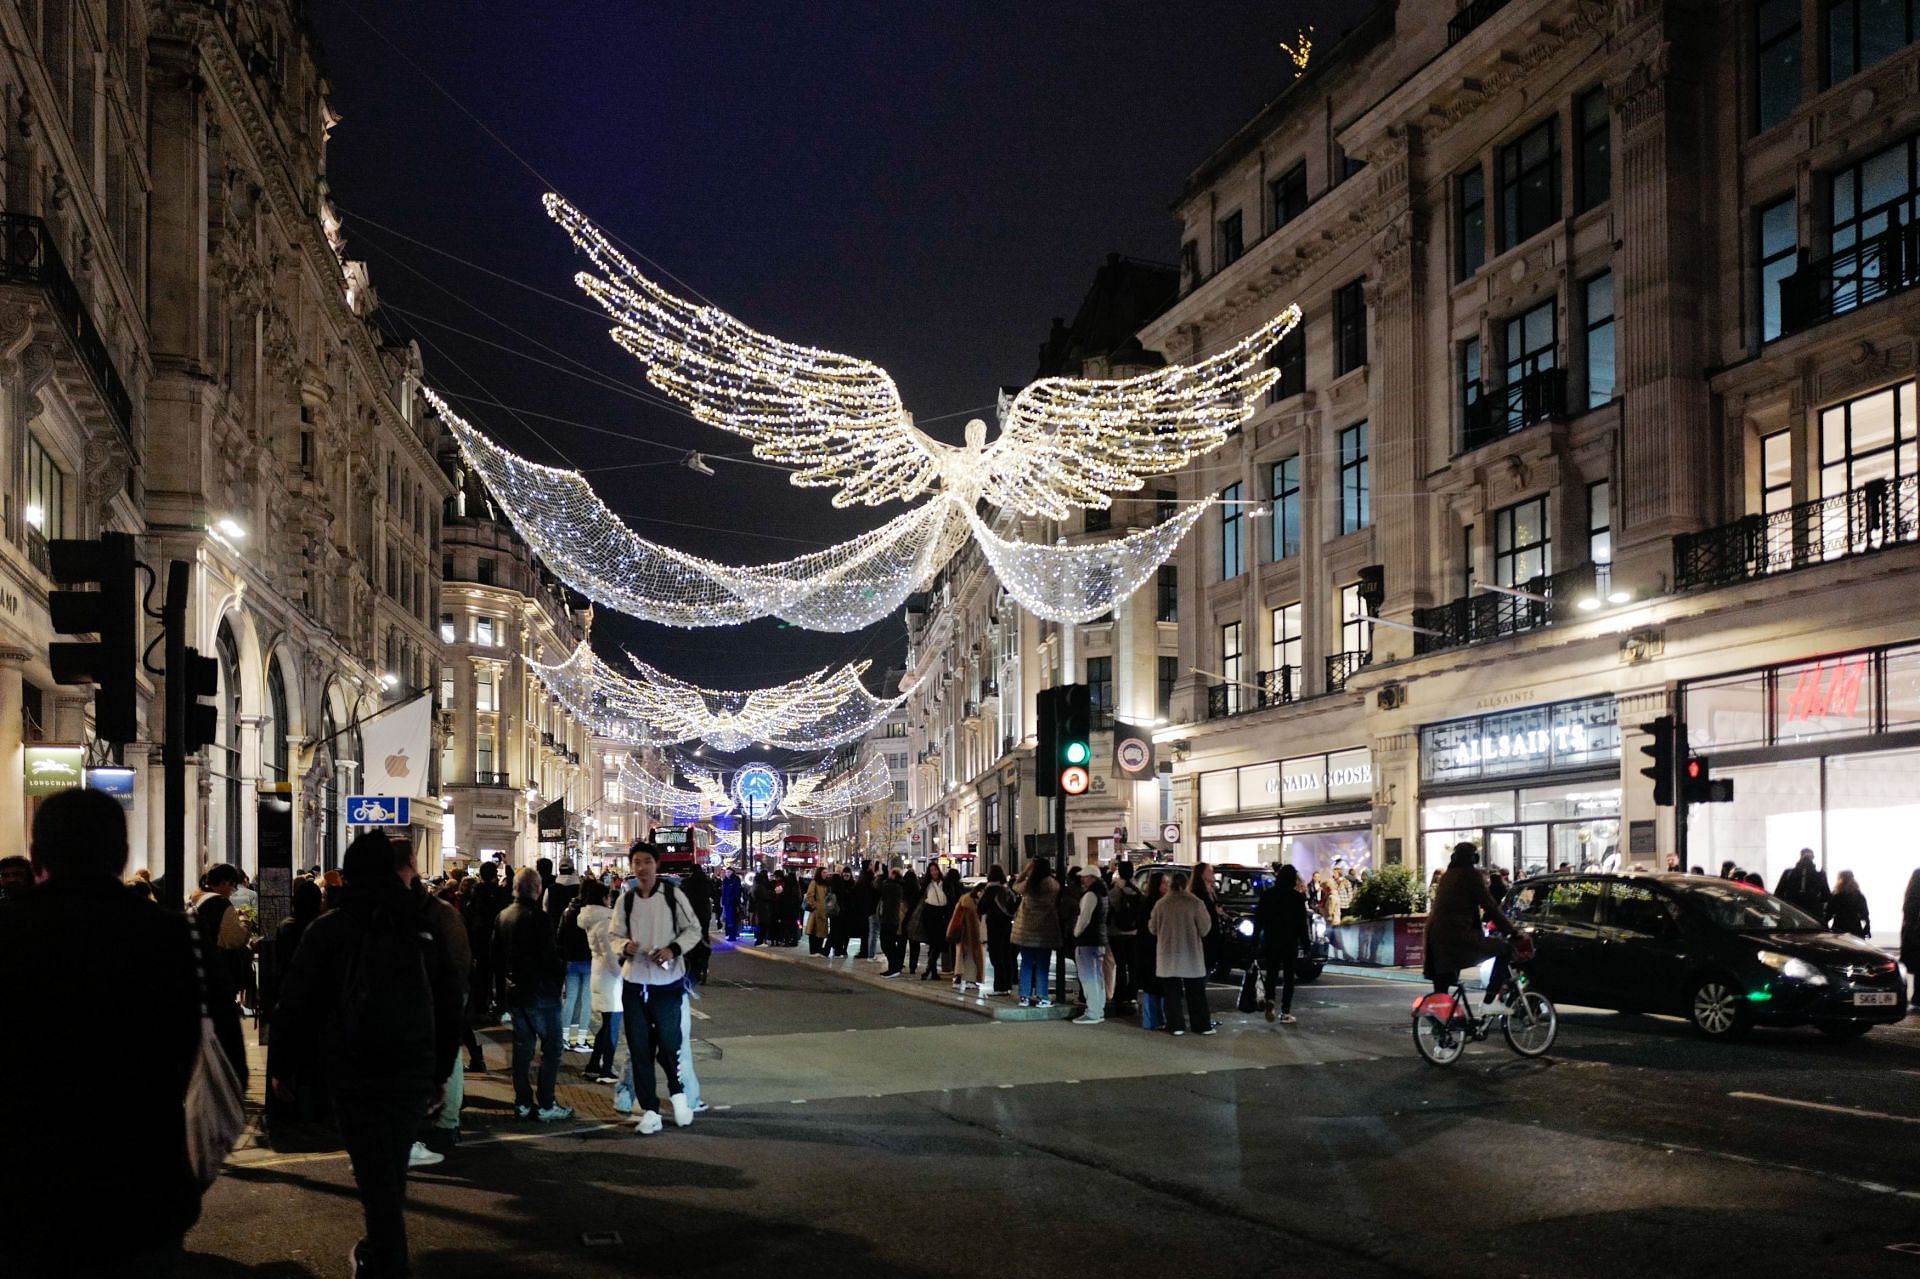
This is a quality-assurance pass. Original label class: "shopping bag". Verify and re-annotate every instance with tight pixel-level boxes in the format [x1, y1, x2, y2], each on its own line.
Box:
[184, 918, 246, 1187]
[1237, 964, 1261, 1013]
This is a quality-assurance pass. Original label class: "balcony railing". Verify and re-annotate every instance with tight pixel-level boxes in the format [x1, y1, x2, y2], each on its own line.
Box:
[1206, 666, 1300, 719]
[1410, 562, 1608, 655]
[1779, 218, 1920, 337]
[0, 212, 134, 446]
[474, 771, 511, 787]
[1325, 651, 1373, 693]
[1461, 368, 1569, 453]
[1447, 0, 1513, 43]
[1673, 477, 1920, 591]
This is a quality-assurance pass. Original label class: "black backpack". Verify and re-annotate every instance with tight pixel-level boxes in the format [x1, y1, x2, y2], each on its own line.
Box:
[1107, 884, 1142, 934]
[338, 906, 435, 1073]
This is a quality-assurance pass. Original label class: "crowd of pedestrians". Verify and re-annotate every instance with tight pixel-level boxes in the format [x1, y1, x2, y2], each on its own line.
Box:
[748, 854, 1342, 1037]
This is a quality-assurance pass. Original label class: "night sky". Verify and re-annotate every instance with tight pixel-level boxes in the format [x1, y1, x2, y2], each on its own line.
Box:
[307, 0, 1370, 716]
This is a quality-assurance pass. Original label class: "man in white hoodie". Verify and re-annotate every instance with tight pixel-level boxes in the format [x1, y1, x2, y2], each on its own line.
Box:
[609, 843, 704, 1135]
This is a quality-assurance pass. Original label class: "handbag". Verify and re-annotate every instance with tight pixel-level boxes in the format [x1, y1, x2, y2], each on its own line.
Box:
[1237, 964, 1261, 1014]
[184, 918, 247, 1189]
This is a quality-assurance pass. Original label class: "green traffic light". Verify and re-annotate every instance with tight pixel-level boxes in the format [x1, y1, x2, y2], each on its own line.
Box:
[1064, 740, 1090, 766]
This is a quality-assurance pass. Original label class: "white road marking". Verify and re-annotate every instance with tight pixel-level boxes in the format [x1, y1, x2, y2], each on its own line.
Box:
[690, 1008, 711, 1021]
[1729, 1091, 1920, 1126]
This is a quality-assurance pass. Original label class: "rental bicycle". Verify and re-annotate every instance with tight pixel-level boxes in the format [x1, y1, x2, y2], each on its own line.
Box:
[1411, 936, 1557, 1066]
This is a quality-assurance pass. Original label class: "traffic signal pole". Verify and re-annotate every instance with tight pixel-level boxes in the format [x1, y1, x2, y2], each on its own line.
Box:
[161, 561, 189, 912]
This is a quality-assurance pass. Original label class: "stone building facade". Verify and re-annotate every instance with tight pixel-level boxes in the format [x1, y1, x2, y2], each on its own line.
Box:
[435, 457, 659, 873]
[1138, 0, 1920, 937]
[0, 1, 453, 880]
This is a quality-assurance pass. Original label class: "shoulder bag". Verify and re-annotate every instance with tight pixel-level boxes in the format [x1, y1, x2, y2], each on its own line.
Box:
[184, 916, 246, 1189]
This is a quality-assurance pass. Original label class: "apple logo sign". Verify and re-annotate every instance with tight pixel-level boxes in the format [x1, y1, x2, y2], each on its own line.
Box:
[385, 751, 411, 779]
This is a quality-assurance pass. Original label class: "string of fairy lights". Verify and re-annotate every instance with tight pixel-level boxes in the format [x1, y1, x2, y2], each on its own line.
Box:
[526, 638, 910, 751]
[437, 195, 1302, 786]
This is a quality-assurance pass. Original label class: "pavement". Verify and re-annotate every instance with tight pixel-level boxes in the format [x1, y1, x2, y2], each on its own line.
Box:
[188, 939, 1920, 1278]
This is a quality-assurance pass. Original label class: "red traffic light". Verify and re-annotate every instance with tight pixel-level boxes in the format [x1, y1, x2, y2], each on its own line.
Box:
[1687, 759, 1703, 779]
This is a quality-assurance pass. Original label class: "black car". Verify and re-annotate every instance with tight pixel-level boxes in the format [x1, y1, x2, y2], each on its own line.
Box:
[1507, 872, 1908, 1040]
[1213, 865, 1328, 984]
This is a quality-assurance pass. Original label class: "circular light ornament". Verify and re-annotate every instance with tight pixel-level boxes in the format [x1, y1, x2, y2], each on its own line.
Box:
[731, 763, 786, 821]
[1064, 740, 1091, 766]
[1060, 766, 1091, 796]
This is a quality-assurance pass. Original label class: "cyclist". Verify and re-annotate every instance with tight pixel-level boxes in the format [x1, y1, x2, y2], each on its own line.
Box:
[1424, 842, 1518, 999]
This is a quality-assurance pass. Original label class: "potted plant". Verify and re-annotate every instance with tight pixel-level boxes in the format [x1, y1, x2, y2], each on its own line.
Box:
[1328, 865, 1429, 967]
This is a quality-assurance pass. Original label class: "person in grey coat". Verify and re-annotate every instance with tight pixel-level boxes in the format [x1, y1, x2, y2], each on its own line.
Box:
[1148, 871, 1214, 1035]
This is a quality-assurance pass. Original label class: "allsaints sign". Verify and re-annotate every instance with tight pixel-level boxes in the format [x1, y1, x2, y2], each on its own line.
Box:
[1420, 695, 1620, 785]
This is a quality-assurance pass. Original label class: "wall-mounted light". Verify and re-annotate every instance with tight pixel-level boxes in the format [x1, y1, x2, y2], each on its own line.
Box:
[215, 517, 248, 540]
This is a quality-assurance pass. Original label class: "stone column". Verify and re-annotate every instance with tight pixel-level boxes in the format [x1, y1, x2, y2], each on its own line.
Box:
[1607, 10, 1712, 587]
[0, 650, 28, 855]
[52, 693, 90, 744]
[1363, 127, 1431, 655]
[235, 713, 266, 875]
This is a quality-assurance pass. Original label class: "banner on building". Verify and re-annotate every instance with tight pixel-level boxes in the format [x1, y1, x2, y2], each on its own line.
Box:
[1112, 721, 1156, 781]
[359, 694, 433, 798]
[537, 799, 568, 843]
[24, 745, 85, 796]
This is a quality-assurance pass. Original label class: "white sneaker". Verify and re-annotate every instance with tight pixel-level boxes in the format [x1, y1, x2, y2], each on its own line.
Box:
[634, 1110, 663, 1135]
[407, 1141, 444, 1168]
[1074, 1017, 1105, 1026]
[670, 1092, 694, 1128]
[693, 1099, 711, 1113]
[613, 1085, 634, 1114]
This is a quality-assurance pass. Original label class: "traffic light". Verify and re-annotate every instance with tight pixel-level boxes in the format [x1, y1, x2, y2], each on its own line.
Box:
[1035, 687, 1059, 799]
[47, 532, 139, 744]
[1058, 683, 1091, 795]
[1682, 755, 1735, 805]
[179, 647, 220, 753]
[1638, 715, 1677, 807]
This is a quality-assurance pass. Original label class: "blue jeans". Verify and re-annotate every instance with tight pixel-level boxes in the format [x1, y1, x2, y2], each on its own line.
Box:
[1075, 946, 1106, 1019]
[1018, 947, 1051, 1002]
[561, 962, 592, 1035]
[620, 980, 686, 1113]
[510, 996, 563, 1110]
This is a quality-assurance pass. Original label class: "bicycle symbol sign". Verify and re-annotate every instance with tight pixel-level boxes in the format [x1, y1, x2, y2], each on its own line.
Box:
[347, 795, 410, 826]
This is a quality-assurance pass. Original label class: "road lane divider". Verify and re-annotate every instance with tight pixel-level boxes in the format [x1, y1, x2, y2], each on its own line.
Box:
[1728, 1091, 1920, 1126]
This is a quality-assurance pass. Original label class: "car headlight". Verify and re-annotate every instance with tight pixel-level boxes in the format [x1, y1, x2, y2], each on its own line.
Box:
[1757, 951, 1828, 985]
[1235, 918, 1255, 938]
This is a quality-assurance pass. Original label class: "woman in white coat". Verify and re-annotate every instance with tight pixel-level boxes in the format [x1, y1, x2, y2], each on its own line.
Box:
[577, 879, 624, 1084]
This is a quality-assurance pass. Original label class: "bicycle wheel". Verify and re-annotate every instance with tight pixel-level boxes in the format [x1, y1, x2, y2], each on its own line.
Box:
[1502, 990, 1557, 1057]
[1413, 1011, 1465, 1066]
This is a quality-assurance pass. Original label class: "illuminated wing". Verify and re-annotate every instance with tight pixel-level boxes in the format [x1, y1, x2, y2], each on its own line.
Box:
[545, 194, 940, 508]
[980, 305, 1301, 519]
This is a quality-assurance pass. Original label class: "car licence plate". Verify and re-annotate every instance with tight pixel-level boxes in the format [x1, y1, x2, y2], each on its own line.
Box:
[1852, 990, 1897, 1007]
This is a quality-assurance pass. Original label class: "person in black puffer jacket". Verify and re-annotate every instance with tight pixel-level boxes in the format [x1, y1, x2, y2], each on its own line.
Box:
[1254, 864, 1311, 1025]
[270, 830, 465, 1278]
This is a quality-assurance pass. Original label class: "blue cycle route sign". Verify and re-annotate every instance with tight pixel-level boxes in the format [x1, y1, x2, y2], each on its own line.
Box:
[348, 795, 411, 826]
